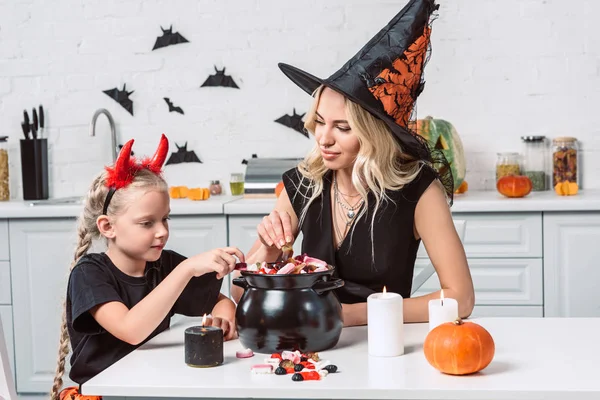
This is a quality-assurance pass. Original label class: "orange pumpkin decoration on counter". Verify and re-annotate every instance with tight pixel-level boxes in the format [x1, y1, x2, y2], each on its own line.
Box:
[275, 181, 285, 197]
[496, 175, 532, 198]
[554, 181, 578, 196]
[169, 186, 189, 199]
[170, 186, 210, 200]
[454, 180, 468, 194]
[187, 188, 211, 201]
[424, 319, 495, 375]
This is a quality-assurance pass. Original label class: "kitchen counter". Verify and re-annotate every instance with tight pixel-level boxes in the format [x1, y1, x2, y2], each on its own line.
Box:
[0, 196, 239, 218]
[82, 317, 600, 400]
[3, 190, 600, 219]
[224, 189, 600, 214]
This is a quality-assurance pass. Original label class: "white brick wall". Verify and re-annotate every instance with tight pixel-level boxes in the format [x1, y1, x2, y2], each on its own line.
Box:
[0, 0, 598, 198]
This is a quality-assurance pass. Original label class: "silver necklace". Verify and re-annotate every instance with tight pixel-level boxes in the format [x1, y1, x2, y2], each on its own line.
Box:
[333, 174, 363, 220]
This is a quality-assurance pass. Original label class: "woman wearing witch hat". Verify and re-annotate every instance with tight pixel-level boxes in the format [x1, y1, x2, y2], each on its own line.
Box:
[233, 0, 474, 325]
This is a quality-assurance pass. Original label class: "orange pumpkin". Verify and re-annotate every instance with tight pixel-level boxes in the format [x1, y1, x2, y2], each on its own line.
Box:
[187, 188, 210, 201]
[275, 181, 285, 197]
[60, 386, 102, 400]
[424, 319, 495, 375]
[169, 186, 189, 199]
[454, 180, 468, 194]
[554, 181, 578, 196]
[496, 175, 532, 198]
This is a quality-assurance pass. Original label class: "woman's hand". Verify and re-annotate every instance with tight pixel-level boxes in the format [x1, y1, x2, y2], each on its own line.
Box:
[257, 210, 294, 249]
[182, 247, 245, 279]
[206, 316, 238, 341]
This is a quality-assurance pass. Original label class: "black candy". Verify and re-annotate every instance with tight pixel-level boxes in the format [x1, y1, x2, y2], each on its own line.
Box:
[274, 366, 287, 375]
[323, 364, 338, 373]
[292, 373, 304, 381]
[294, 364, 304, 372]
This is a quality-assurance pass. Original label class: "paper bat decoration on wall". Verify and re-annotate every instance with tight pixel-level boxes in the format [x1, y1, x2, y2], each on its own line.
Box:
[201, 66, 239, 89]
[118, 144, 134, 156]
[152, 25, 189, 50]
[241, 154, 258, 165]
[165, 142, 202, 165]
[275, 108, 308, 138]
[103, 84, 134, 115]
[164, 97, 184, 114]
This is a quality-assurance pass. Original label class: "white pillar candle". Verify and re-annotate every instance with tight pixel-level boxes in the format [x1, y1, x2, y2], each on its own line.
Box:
[428, 289, 459, 332]
[367, 287, 404, 357]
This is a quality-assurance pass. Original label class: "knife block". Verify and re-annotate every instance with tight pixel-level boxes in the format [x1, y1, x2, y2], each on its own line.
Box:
[20, 139, 49, 200]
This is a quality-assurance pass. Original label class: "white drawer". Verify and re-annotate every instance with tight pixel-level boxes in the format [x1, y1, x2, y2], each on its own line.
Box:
[0, 220, 8, 260]
[418, 213, 542, 259]
[470, 305, 543, 318]
[0, 261, 10, 304]
[413, 258, 543, 306]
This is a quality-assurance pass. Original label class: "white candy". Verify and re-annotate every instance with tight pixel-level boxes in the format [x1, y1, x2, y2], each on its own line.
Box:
[314, 360, 332, 370]
[281, 350, 302, 364]
[318, 369, 329, 378]
[236, 348, 254, 358]
[247, 263, 259, 272]
[250, 364, 273, 374]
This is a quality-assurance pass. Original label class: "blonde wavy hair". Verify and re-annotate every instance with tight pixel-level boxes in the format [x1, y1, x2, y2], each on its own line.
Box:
[293, 85, 427, 261]
[50, 169, 168, 400]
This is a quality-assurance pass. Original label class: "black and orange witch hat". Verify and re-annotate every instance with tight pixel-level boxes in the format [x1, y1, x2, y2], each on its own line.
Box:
[278, 0, 454, 202]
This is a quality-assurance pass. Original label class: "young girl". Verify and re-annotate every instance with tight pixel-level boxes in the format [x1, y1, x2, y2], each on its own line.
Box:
[50, 134, 243, 400]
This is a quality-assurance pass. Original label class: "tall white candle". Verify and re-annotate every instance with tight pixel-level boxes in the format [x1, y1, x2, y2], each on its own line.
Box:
[428, 289, 459, 332]
[367, 287, 404, 357]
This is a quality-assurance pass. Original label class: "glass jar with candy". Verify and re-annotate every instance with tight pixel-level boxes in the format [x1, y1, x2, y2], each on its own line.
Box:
[496, 152, 521, 182]
[552, 137, 579, 188]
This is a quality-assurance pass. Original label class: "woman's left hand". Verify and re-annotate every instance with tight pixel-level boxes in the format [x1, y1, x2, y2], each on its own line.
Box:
[206, 316, 238, 341]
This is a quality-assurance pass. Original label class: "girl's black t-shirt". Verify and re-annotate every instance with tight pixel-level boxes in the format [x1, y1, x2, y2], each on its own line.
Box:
[66, 250, 222, 385]
[283, 166, 437, 303]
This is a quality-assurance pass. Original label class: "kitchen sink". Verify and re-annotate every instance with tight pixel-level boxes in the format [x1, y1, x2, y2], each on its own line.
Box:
[28, 196, 83, 206]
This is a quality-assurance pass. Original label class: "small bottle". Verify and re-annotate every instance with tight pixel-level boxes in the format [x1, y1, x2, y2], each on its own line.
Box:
[209, 180, 222, 195]
[0, 136, 9, 201]
[495, 152, 521, 182]
[552, 137, 578, 188]
[521, 136, 549, 191]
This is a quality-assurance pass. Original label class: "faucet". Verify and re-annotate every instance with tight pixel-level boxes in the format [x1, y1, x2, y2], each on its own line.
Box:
[90, 109, 118, 163]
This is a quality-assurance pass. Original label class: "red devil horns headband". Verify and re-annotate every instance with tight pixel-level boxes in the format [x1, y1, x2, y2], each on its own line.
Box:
[102, 134, 169, 215]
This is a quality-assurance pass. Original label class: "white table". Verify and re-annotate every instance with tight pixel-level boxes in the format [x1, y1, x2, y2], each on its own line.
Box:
[82, 317, 600, 400]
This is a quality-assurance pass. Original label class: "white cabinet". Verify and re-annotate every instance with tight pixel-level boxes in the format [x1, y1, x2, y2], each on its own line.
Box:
[0, 261, 10, 305]
[167, 216, 230, 297]
[9, 218, 77, 393]
[414, 212, 544, 318]
[0, 305, 14, 378]
[543, 212, 600, 317]
[0, 220, 8, 260]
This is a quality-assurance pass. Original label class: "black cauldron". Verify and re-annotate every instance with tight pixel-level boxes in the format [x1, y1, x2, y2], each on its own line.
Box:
[232, 265, 344, 354]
